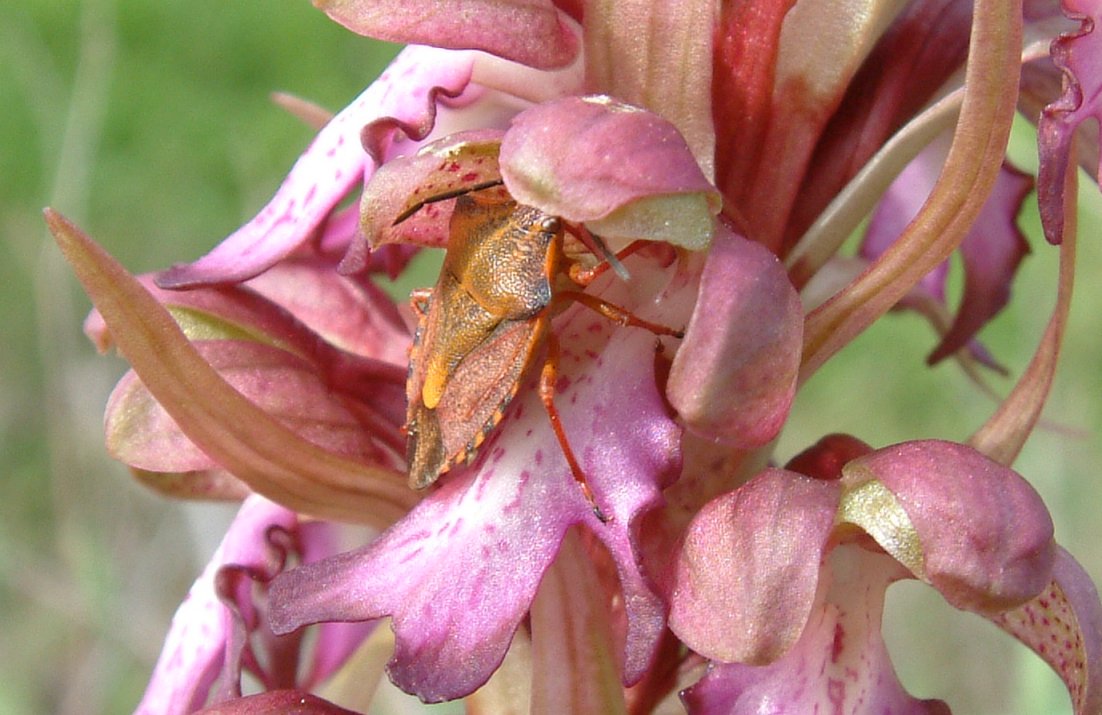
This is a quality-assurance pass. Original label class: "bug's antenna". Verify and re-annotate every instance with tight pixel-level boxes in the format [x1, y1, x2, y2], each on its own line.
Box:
[392, 179, 505, 226]
[569, 226, 632, 281]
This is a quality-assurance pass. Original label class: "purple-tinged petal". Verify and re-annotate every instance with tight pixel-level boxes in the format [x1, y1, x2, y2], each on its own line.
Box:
[106, 341, 398, 473]
[316, 0, 579, 70]
[156, 46, 477, 288]
[800, 0, 1023, 379]
[311, 203, 420, 279]
[530, 530, 627, 714]
[840, 440, 1056, 612]
[357, 129, 505, 251]
[787, 0, 973, 248]
[136, 496, 297, 715]
[499, 96, 720, 250]
[196, 690, 361, 715]
[861, 138, 1033, 368]
[270, 264, 686, 701]
[713, 0, 904, 252]
[970, 161, 1079, 465]
[993, 546, 1102, 715]
[1037, 0, 1102, 243]
[48, 210, 416, 526]
[583, 0, 716, 176]
[667, 227, 802, 448]
[130, 467, 251, 501]
[682, 547, 949, 715]
[668, 469, 840, 664]
[243, 258, 409, 365]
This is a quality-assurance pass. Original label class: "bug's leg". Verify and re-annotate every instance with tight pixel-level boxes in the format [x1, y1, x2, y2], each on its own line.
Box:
[539, 333, 610, 523]
[565, 228, 644, 286]
[410, 287, 433, 316]
[555, 290, 684, 339]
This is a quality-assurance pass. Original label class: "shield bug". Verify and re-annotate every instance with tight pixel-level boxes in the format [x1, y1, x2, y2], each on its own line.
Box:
[398, 182, 681, 521]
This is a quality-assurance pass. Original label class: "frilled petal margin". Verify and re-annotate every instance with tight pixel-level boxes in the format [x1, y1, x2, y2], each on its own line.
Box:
[667, 226, 802, 447]
[1037, 0, 1102, 243]
[499, 96, 721, 250]
[315, 0, 579, 71]
[156, 46, 478, 288]
[269, 266, 686, 702]
[136, 496, 296, 715]
[861, 137, 1032, 369]
[46, 210, 417, 526]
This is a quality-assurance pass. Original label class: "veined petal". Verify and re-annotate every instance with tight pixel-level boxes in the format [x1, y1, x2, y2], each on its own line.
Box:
[840, 440, 1056, 612]
[530, 530, 627, 715]
[105, 341, 398, 475]
[315, 0, 580, 70]
[582, 0, 716, 177]
[500, 96, 720, 250]
[136, 496, 297, 715]
[269, 264, 685, 702]
[157, 46, 477, 288]
[682, 547, 948, 715]
[668, 226, 802, 447]
[668, 469, 840, 664]
[47, 210, 417, 527]
[714, 0, 905, 251]
[993, 546, 1102, 715]
[1037, 0, 1102, 243]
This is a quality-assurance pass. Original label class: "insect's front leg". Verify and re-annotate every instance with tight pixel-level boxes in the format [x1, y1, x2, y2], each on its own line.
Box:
[554, 289, 684, 339]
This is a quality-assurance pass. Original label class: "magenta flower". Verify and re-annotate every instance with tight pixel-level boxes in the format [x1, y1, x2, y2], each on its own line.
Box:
[45, 0, 1102, 712]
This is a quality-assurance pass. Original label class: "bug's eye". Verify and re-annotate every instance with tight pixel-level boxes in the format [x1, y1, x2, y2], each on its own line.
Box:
[540, 216, 562, 233]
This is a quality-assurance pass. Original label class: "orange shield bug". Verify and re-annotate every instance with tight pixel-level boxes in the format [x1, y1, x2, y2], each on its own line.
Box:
[399, 182, 681, 521]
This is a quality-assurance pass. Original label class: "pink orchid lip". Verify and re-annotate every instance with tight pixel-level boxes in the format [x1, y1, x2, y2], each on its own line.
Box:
[268, 260, 692, 703]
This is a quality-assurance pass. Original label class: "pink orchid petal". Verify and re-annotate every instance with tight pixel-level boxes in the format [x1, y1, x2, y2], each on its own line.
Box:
[48, 210, 416, 526]
[668, 469, 840, 664]
[312, 202, 420, 278]
[993, 546, 1102, 715]
[842, 440, 1056, 612]
[714, 0, 904, 252]
[499, 96, 720, 249]
[668, 227, 802, 447]
[1037, 0, 1102, 243]
[130, 467, 251, 501]
[582, 0, 716, 176]
[316, 0, 579, 70]
[156, 46, 477, 288]
[530, 530, 628, 714]
[357, 128, 505, 251]
[269, 265, 686, 702]
[788, 0, 973, 246]
[861, 138, 1033, 368]
[196, 690, 360, 715]
[106, 341, 396, 473]
[682, 547, 949, 715]
[136, 496, 297, 715]
[244, 257, 409, 365]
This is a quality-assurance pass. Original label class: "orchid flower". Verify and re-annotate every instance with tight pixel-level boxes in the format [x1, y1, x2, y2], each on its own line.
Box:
[45, 0, 1102, 713]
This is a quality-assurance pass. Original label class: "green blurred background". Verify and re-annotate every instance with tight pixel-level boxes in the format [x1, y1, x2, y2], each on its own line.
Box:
[2, 2, 1100, 713]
